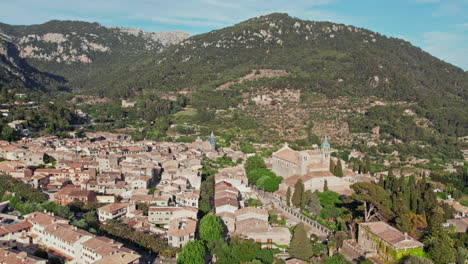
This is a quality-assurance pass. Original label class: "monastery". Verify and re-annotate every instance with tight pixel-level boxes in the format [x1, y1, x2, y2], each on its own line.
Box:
[272, 137, 368, 195]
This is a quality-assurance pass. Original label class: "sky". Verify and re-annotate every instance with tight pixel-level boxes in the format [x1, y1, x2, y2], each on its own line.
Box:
[0, 0, 467, 70]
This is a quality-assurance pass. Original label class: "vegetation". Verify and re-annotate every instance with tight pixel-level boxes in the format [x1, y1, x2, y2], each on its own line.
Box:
[289, 223, 313, 261]
[100, 219, 177, 257]
[177, 240, 206, 264]
[210, 236, 280, 264]
[199, 214, 223, 243]
[245, 156, 282, 192]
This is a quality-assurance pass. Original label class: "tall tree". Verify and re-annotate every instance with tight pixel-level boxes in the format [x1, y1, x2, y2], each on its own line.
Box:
[306, 192, 322, 215]
[364, 157, 371, 174]
[289, 223, 313, 261]
[424, 207, 456, 264]
[286, 187, 291, 206]
[329, 159, 336, 174]
[301, 190, 312, 209]
[351, 182, 393, 221]
[177, 240, 206, 264]
[199, 214, 223, 243]
[334, 160, 343, 177]
[292, 179, 304, 207]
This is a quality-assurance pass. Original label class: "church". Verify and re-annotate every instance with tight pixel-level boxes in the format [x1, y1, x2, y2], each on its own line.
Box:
[271, 137, 366, 195]
[271, 137, 331, 178]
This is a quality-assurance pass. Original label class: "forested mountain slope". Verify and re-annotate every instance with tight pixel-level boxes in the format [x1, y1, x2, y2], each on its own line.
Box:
[0, 20, 190, 90]
[90, 13, 467, 137]
[0, 31, 65, 91]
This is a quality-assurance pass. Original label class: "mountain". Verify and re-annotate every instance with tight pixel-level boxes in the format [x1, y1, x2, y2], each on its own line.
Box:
[0, 31, 65, 92]
[88, 13, 466, 138]
[0, 14, 466, 159]
[0, 20, 190, 91]
[99, 13, 466, 100]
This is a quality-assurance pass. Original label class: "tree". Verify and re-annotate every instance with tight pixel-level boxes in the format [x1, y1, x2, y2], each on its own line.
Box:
[245, 156, 266, 173]
[318, 191, 341, 208]
[329, 231, 349, 250]
[324, 254, 351, 264]
[286, 187, 291, 206]
[292, 179, 304, 207]
[256, 173, 282, 192]
[424, 207, 456, 264]
[396, 213, 427, 238]
[199, 214, 223, 243]
[306, 192, 322, 215]
[33, 249, 49, 259]
[329, 159, 336, 174]
[324, 180, 329, 191]
[301, 190, 312, 209]
[289, 223, 313, 261]
[456, 247, 468, 264]
[177, 240, 206, 264]
[351, 182, 393, 221]
[364, 157, 371, 174]
[334, 159, 343, 177]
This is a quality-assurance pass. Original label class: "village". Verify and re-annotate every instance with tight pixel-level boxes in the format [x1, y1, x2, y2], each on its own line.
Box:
[0, 131, 466, 264]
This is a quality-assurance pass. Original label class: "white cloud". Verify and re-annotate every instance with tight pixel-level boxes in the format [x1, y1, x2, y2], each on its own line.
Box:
[422, 31, 468, 70]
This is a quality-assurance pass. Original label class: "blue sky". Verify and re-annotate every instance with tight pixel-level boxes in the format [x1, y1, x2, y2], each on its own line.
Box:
[0, 0, 467, 70]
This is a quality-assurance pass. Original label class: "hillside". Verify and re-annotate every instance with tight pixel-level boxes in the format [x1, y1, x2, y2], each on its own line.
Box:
[0, 20, 190, 92]
[0, 13, 466, 159]
[0, 31, 65, 92]
[86, 13, 466, 138]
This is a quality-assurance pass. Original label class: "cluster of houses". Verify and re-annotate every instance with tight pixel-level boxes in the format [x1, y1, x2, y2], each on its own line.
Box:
[214, 166, 291, 248]
[0, 131, 465, 264]
[0, 132, 246, 262]
[0, 211, 140, 264]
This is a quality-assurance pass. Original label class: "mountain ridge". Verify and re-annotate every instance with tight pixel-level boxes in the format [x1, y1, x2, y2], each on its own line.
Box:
[0, 13, 466, 151]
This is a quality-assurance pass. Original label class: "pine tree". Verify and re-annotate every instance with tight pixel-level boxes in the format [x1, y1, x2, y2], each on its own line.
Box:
[286, 187, 291, 206]
[292, 179, 304, 207]
[289, 223, 313, 261]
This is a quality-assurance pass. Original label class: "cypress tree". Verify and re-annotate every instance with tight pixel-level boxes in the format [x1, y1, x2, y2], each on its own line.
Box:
[292, 179, 304, 207]
[289, 223, 313, 261]
[286, 187, 291, 206]
[364, 158, 371, 174]
[335, 159, 343, 177]
[329, 159, 335, 174]
[378, 174, 385, 188]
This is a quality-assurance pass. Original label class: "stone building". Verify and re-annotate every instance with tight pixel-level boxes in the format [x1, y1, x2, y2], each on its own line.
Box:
[272, 137, 331, 178]
[358, 221, 424, 263]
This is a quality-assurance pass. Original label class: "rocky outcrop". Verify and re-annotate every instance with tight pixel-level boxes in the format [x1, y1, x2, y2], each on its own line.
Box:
[0, 21, 190, 65]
